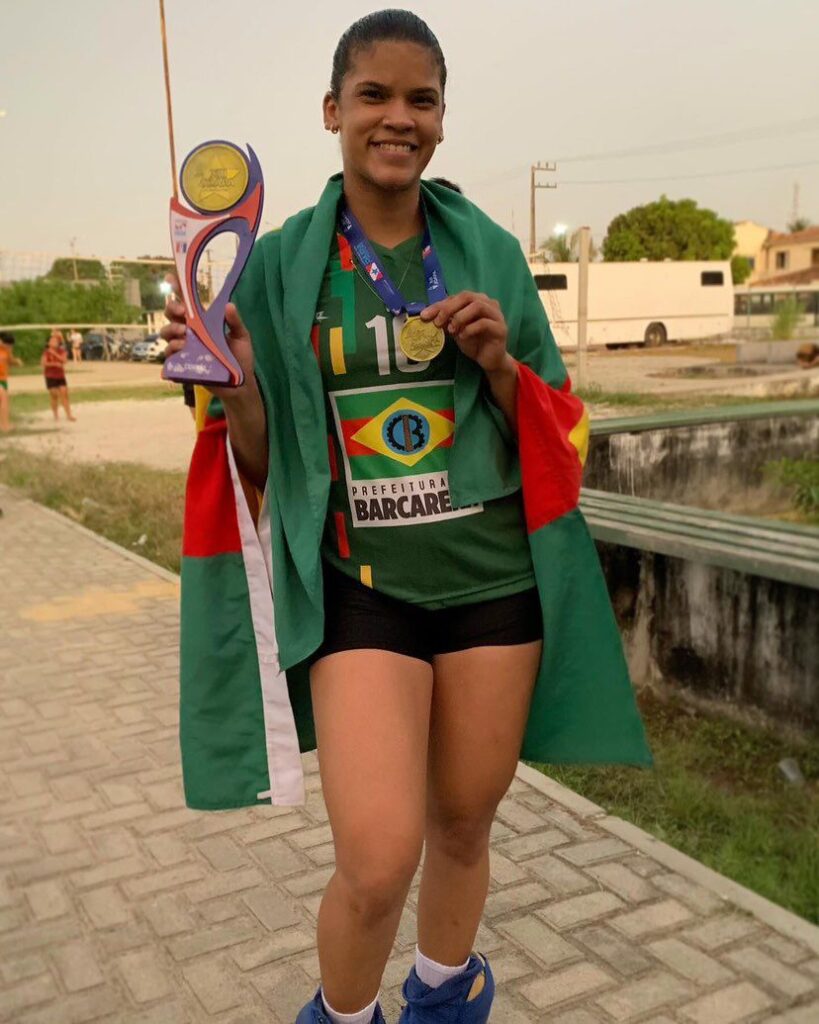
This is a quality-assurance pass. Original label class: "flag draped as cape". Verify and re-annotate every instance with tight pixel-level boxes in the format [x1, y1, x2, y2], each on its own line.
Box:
[179, 176, 652, 810]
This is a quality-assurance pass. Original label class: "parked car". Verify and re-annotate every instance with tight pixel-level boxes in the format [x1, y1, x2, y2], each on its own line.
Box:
[80, 332, 121, 360]
[130, 334, 168, 362]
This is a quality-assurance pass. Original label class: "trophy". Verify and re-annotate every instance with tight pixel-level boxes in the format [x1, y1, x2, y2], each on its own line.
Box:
[162, 140, 263, 387]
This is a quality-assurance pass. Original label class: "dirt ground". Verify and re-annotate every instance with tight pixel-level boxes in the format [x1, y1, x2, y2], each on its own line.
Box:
[2, 398, 197, 471]
[9, 359, 164, 394]
[3, 349, 816, 472]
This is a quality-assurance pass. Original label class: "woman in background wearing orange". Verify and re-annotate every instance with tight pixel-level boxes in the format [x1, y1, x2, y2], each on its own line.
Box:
[0, 331, 23, 432]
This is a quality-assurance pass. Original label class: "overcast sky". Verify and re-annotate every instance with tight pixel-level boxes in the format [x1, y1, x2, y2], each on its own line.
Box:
[2, 0, 818, 262]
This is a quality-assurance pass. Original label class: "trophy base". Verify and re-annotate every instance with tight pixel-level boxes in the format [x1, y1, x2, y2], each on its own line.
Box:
[162, 327, 244, 387]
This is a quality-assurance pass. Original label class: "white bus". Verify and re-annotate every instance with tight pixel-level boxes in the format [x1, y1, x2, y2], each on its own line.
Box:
[733, 282, 819, 331]
[530, 259, 733, 349]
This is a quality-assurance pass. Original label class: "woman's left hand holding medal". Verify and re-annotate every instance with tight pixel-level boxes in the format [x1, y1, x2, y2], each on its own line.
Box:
[422, 291, 519, 429]
[420, 292, 515, 377]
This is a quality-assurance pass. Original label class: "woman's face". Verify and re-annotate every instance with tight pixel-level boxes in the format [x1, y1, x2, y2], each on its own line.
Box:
[324, 40, 444, 194]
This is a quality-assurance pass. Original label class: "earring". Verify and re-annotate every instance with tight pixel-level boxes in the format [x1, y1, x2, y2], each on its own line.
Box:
[331, 126, 339, 135]
[438, 134, 444, 143]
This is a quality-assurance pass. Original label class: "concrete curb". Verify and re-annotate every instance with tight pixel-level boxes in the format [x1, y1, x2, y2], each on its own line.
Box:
[7, 487, 817, 958]
[0, 485, 180, 587]
[516, 762, 819, 956]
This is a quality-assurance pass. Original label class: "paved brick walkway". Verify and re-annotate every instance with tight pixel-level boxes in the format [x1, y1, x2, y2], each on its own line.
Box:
[1, 484, 817, 1024]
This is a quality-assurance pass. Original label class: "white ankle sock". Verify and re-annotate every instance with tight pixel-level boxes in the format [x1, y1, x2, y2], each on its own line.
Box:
[415, 946, 471, 989]
[320, 988, 379, 1024]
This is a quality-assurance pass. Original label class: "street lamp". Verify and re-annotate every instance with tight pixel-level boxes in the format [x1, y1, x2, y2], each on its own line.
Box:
[554, 223, 568, 237]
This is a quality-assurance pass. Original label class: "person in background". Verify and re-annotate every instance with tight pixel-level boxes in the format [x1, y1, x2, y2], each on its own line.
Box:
[182, 381, 196, 421]
[429, 176, 462, 193]
[0, 331, 23, 432]
[796, 342, 819, 370]
[69, 327, 84, 362]
[41, 331, 76, 422]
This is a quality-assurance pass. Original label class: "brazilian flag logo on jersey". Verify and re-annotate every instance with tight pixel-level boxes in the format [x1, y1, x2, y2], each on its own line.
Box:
[328, 381, 481, 527]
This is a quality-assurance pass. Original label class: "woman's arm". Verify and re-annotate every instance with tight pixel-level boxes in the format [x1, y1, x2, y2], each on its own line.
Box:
[483, 353, 519, 433]
[160, 300, 269, 491]
[222, 377, 269, 492]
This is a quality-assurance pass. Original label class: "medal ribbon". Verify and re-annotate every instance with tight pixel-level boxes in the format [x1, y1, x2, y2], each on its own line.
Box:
[338, 201, 447, 316]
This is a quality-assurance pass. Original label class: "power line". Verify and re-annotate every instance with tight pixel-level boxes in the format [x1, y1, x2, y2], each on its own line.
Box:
[555, 115, 819, 164]
[466, 114, 819, 190]
[557, 157, 819, 186]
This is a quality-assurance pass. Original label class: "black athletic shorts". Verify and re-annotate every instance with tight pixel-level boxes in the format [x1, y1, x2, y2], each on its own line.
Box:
[312, 563, 543, 665]
[45, 376, 67, 390]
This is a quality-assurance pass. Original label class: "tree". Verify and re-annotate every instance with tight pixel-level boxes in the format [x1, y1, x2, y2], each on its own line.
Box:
[0, 279, 141, 363]
[540, 230, 598, 263]
[541, 234, 572, 262]
[602, 196, 735, 262]
[45, 257, 106, 282]
[787, 217, 812, 233]
[731, 255, 753, 285]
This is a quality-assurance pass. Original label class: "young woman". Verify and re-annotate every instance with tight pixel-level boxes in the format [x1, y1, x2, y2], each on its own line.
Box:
[0, 332, 23, 432]
[41, 331, 76, 422]
[164, 11, 649, 1024]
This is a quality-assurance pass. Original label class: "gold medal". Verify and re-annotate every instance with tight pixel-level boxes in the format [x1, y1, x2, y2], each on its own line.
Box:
[181, 142, 250, 213]
[399, 316, 445, 361]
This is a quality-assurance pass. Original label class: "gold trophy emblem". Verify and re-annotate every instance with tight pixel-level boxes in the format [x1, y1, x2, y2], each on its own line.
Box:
[180, 142, 250, 213]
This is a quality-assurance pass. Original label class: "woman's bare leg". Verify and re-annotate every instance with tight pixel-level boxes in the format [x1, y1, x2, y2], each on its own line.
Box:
[311, 649, 433, 1013]
[59, 386, 76, 421]
[48, 389, 59, 420]
[0, 389, 9, 432]
[416, 642, 541, 965]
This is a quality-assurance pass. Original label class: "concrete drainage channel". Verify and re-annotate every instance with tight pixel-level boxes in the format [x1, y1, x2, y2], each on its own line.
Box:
[583, 401, 819, 733]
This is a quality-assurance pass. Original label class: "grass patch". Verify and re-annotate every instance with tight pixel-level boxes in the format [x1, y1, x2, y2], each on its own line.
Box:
[534, 689, 819, 923]
[765, 458, 819, 525]
[0, 448, 185, 573]
[7, 384, 180, 418]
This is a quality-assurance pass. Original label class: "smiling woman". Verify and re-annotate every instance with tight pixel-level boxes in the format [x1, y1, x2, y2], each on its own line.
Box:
[322, 15, 446, 243]
[162, 10, 651, 1024]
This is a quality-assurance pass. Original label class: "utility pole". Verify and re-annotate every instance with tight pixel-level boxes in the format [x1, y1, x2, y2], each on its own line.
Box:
[158, 0, 179, 199]
[69, 237, 78, 282]
[791, 181, 800, 228]
[576, 226, 591, 391]
[529, 162, 557, 259]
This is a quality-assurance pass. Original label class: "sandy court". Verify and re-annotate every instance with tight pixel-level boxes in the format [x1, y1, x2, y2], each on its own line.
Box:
[5, 396, 628, 472]
[3, 398, 197, 471]
[9, 360, 165, 394]
[4, 346, 816, 473]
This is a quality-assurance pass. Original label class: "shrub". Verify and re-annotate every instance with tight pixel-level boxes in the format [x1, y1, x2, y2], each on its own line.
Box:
[771, 297, 804, 340]
[766, 458, 819, 521]
[9, 330, 49, 365]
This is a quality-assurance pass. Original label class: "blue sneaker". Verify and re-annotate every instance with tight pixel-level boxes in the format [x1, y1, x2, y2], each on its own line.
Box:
[398, 953, 495, 1023]
[295, 988, 387, 1024]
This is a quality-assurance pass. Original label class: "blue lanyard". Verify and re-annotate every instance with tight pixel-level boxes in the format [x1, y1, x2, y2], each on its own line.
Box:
[338, 201, 448, 316]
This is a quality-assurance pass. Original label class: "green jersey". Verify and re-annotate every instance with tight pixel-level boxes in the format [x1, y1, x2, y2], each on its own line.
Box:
[313, 230, 534, 608]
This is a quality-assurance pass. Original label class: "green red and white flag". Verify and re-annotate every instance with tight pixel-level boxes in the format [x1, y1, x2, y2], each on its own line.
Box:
[178, 364, 651, 810]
